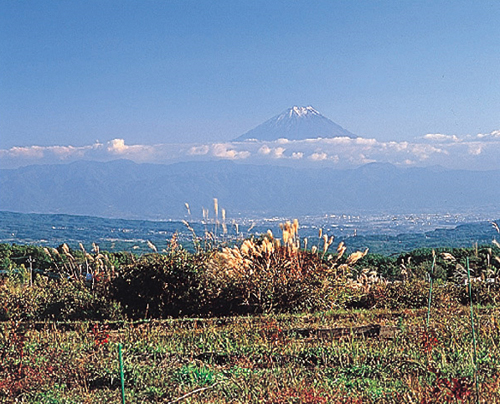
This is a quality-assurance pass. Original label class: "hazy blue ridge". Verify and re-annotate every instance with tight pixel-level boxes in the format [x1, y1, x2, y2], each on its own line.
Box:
[1, 160, 499, 220]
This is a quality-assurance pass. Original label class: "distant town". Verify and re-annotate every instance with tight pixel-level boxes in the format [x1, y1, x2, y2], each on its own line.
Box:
[2, 210, 499, 256]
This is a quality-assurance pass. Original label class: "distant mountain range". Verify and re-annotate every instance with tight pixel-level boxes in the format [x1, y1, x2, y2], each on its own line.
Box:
[1, 159, 499, 220]
[234, 106, 356, 141]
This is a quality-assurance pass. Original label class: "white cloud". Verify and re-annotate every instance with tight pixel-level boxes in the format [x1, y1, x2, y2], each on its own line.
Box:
[409, 144, 447, 161]
[273, 147, 285, 158]
[51, 145, 87, 158]
[188, 145, 210, 155]
[355, 137, 377, 146]
[349, 153, 376, 165]
[423, 133, 460, 142]
[475, 130, 500, 140]
[108, 139, 128, 153]
[8, 146, 45, 158]
[107, 139, 156, 158]
[258, 145, 272, 155]
[468, 144, 482, 155]
[0, 142, 103, 160]
[309, 136, 353, 145]
[258, 145, 286, 158]
[310, 152, 328, 161]
[2, 129, 500, 170]
[386, 141, 409, 152]
[212, 143, 250, 160]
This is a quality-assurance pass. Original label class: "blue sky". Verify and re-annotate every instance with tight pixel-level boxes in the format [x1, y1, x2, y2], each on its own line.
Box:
[1, 1, 499, 168]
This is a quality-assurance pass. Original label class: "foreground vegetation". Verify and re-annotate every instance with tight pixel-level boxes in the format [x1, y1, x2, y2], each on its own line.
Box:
[2, 308, 500, 403]
[1, 220, 500, 402]
[1, 234, 500, 320]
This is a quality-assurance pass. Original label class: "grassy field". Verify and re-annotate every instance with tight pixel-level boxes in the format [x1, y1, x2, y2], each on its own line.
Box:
[1, 218, 500, 402]
[2, 306, 500, 403]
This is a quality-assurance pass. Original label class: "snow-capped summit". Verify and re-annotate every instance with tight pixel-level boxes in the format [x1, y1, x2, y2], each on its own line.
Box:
[234, 106, 356, 141]
[287, 106, 320, 118]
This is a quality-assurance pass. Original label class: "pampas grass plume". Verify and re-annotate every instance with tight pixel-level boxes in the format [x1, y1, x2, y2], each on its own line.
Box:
[213, 198, 218, 218]
[147, 240, 158, 252]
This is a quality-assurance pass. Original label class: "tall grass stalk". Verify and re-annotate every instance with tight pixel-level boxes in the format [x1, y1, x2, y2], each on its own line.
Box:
[466, 257, 479, 404]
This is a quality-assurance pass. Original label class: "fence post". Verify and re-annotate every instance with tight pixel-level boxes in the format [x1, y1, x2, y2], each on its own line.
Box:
[426, 253, 436, 328]
[118, 343, 126, 404]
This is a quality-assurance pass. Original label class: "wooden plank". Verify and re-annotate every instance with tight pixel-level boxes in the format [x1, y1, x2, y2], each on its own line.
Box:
[287, 324, 399, 340]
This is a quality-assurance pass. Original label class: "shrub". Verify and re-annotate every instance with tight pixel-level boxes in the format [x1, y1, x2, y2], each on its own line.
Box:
[457, 281, 500, 306]
[0, 276, 123, 321]
[111, 250, 209, 318]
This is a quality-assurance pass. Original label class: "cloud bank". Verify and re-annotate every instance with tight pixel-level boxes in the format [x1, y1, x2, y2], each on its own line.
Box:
[1, 130, 500, 170]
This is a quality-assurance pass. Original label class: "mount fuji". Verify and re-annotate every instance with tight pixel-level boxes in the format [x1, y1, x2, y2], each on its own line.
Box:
[234, 106, 357, 141]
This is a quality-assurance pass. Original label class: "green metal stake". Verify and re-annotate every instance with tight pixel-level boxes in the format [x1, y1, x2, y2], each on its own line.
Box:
[118, 343, 126, 404]
[466, 258, 479, 404]
[426, 254, 436, 328]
